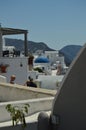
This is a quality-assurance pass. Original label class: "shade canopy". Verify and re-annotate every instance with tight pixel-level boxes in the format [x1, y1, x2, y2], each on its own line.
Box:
[0, 27, 28, 56]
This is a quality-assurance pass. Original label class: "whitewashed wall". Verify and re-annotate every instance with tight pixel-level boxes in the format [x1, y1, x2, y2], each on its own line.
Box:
[37, 75, 64, 89]
[0, 75, 6, 82]
[0, 57, 28, 85]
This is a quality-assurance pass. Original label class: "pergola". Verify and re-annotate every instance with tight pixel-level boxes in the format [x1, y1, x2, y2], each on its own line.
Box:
[0, 27, 28, 57]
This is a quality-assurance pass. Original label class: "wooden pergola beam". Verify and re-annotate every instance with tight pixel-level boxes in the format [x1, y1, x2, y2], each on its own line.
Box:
[0, 27, 28, 56]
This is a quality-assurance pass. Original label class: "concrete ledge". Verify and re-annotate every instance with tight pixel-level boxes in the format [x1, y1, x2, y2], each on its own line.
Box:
[0, 97, 54, 122]
[0, 82, 56, 101]
[0, 82, 55, 128]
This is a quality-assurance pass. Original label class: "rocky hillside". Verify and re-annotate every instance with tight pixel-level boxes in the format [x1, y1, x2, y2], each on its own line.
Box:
[5, 38, 55, 53]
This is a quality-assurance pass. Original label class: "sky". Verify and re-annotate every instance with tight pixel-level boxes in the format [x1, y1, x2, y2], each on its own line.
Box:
[0, 0, 86, 50]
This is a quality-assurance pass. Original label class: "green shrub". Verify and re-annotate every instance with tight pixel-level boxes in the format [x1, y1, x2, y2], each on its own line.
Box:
[34, 67, 43, 73]
[6, 104, 30, 128]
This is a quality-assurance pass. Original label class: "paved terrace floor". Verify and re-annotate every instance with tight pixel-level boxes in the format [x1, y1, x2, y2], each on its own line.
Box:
[0, 111, 51, 128]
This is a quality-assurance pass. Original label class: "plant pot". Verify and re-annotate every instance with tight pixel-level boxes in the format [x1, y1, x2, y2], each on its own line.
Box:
[0, 65, 7, 73]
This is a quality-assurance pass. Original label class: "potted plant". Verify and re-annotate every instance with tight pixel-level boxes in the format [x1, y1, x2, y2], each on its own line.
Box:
[6, 103, 30, 129]
[0, 64, 9, 73]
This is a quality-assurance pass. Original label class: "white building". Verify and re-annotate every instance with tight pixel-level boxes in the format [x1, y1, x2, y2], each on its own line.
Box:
[45, 50, 66, 69]
[34, 56, 51, 75]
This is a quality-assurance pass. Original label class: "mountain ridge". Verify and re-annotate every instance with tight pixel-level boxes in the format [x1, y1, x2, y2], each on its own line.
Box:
[5, 38, 55, 53]
[59, 44, 82, 66]
[5, 38, 82, 65]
